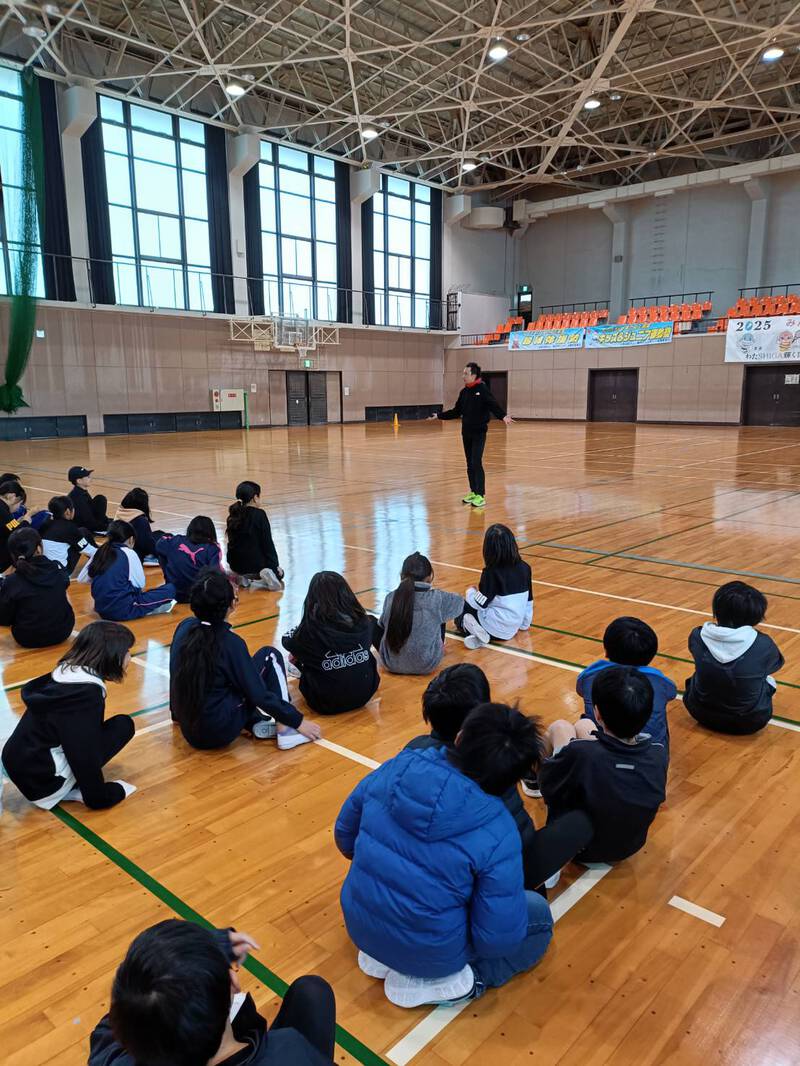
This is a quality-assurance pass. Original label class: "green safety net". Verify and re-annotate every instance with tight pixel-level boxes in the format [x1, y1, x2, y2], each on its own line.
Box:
[0, 69, 44, 414]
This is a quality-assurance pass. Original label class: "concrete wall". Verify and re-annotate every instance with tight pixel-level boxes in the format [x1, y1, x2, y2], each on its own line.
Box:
[515, 173, 800, 316]
[1, 304, 445, 430]
[447, 334, 743, 424]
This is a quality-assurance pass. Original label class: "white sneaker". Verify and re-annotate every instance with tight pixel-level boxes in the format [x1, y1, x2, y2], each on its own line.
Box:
[462, 614, 490, 645]
[236, 575, 252, 589]
[251, 710, 277, 739]
[142, 555, 160, 567]
[464, 635, 486, 650]
[287, 661, 302, 679]
[259, 568, 283, 591]
[277, 728, 312, 750]
[384, 965, 476, 1008]
[544, 870, 561, 889]
[358, 951, 390, 980]
[149, 599, 177, 615]
[62, 787, 85, 803]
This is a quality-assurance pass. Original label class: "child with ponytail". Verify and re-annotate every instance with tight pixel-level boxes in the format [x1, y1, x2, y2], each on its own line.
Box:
[0, 527, 75, 647]
[40, 494, 97, 572]
[225, 480, 283, 590]
[84, 520, 177, 621]
[170, 568, 321, 751]
[379, 553, 464, 675]
[155, 516, 222, 602]
[1, 621, 136, 810]
[115, 487, 166, 564]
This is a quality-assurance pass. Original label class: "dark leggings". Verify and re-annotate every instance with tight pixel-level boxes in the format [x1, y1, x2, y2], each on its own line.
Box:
[271, 975, 336, 1060]
[524, 810, 594, 891]
[462, 430, 487, 496]
[90, 495, 110, 531]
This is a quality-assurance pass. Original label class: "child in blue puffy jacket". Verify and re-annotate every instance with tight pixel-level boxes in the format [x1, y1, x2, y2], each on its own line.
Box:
[335, 703, 553, 1008]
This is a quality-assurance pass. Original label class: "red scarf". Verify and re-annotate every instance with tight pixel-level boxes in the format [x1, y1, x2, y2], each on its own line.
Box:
[465, 378, 482, 388]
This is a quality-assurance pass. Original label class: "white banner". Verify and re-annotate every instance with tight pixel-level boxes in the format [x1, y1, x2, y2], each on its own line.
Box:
[725, 316, 800, 363]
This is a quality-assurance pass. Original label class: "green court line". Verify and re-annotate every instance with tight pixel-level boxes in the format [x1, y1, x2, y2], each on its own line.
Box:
[51, 805, 388, 1066]
[538, 543, 800, 586]
[131, 700, 169, 719]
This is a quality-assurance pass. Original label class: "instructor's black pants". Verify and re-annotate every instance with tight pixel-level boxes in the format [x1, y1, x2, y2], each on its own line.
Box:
[462, 429, 487, 496]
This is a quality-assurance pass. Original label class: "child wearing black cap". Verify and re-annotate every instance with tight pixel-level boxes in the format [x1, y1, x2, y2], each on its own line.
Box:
[67, 467, 110, 533]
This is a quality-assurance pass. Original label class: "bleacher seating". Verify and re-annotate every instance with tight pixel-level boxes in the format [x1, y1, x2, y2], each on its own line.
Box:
[616, 301, 712, 334]
[707, 292, 800, 334]
[475, 316, 525, 345]
[528, 309, 609, 330]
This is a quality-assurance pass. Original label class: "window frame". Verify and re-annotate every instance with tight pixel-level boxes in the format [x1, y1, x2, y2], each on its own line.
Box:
[374, 174, 431, 329]
[0, 71, 43, 298]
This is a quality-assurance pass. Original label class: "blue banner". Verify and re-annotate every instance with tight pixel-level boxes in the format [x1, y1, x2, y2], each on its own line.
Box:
[585, 321, 673, 348]
[508, 328, 585, 351]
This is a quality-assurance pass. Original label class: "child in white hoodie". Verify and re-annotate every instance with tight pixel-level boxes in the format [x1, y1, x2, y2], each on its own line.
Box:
[683, 581, 783, 735]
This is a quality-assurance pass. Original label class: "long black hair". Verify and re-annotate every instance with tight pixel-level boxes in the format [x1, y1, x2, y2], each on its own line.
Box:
[8, 527, 42, 577]
[385, 552, 433, 654]
[120, 487, 152, 522]
[482, 523, 521, 569]
[186, 516, 216, 545]
[59, 621, 135, 683]
[0, 479, 25, 503]
[226, 481, 260, 537]
[88, 520, 136, 578]
[300, 571, 365, 631]
[48, 494, 75, 521]
[171, 568, 235, 733]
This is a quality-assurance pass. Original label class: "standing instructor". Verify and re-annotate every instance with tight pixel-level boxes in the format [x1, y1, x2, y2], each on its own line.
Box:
[429, 362, 513, 507]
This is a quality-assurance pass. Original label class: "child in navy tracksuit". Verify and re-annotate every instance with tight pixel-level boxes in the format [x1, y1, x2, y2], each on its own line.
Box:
[456, 524, 532, 650]
[155, 516, 222, 602]
[226, 480, 283, 590]
[39, 495, 97, 572]
[684, 581, 784, 735]
[115, 487, 165, 563]
[169, 569, 321, 751]
[576, 617, 676, 750]
[82, 521, 176, 621]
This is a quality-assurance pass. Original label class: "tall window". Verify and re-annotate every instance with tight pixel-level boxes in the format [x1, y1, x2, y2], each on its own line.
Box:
[373, 175, 431, 327]
[100, 97, 212, 310]
[258, 144, 338, 320]
[0, 67, 43, 297]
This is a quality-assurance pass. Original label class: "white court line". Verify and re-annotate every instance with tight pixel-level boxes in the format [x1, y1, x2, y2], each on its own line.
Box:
[342, 545, 800, 635]
[130, 657, 171, 677]
[20, 483, 195, 522]
[386, 864, 613, 1065]
[315, 738, 381, 770]
[667, 895, 725, 927]
[445, 631, 580, 673]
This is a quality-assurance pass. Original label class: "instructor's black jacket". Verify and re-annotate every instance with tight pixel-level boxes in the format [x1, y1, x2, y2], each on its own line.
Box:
[437, 380, 506, 432]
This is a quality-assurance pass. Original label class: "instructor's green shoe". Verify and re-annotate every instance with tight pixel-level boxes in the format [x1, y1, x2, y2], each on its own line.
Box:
[462, 491, 477, 504]
[470, 494, 486, 507]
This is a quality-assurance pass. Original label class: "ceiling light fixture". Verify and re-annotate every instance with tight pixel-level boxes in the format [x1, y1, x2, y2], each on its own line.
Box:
[514, 32, 530, 42]
[488, 40, 509, 62]
[225, 82, 247, 97]
[42, 3, 61, 14]
[762, 45, 784, 61]
[362, 127, 380, 140]
[609, 91, 622, 101]
[23, 24, 47, 38]
[583, 97, 601, 110]
[461, 160, 478, 172]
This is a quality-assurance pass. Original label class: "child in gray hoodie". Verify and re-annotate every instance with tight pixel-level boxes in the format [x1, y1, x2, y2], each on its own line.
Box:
[684, 581, 784, 735]
[379, 553, 464, 675]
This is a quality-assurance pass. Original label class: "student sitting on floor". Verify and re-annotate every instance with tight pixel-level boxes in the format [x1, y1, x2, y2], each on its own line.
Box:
[406, 664, 592, 892]
[226, 480, 283, 590]
[155, 516, 222, 602]
[0, 527, 75, 648]
[88, 920, 337, 1066]
[170, 568, 321, 751]
[335, 702, 553, 1008]
[67, 466, 110, 532]
[1, 621, 136, 810]
[282, 572, 380, 715]
[378, 552, 464, 675]
[456, 523, 533, 649]
[0, 475, 27, 521]
[39, 495, 97, 572]
[539, 666, 667, 864]
[115, 487, 166, 564]
[82, 520, 177, 621]
[0, 478, 28, 573]
[683, 580, 784, 735]
[576, 616, 677, 749]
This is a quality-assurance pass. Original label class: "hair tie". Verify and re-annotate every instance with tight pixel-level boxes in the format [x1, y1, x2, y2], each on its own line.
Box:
[200, 620, 212, 626]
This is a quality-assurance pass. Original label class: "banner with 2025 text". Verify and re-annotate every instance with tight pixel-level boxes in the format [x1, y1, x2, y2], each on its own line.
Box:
[724, 316, 800, 363]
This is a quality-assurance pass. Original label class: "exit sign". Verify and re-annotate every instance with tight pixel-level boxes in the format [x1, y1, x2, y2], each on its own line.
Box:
[303, 358, 314, 368]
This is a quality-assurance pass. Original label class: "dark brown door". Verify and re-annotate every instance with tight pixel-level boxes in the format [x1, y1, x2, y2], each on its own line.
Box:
[743, 365, 800, 426]
[588, 368, 638, 422]
[482, 372, 508, 413]
[308, 372, 328, 425]
[286, 371, 309, 426]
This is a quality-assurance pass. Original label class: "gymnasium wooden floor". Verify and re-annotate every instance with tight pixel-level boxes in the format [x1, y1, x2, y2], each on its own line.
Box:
[2, 420, 800, 1066]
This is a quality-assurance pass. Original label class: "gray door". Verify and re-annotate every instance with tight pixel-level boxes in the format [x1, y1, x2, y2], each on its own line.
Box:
[743, 365, 800, 426]
[308, 372, 328, 425]
[287, 371, 309, 426]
